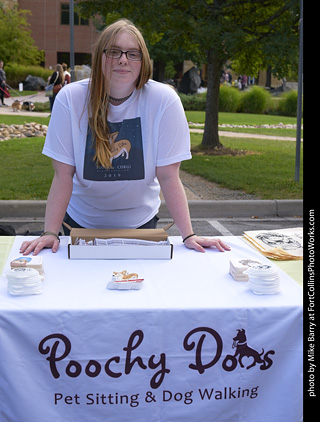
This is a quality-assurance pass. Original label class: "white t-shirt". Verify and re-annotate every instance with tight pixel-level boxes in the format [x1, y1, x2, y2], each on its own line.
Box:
[43, 78, 191, 229]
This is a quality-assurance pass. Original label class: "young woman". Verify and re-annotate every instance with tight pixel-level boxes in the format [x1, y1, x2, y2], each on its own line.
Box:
[48, 64, 65, 110]
[20, 19, 230, 255]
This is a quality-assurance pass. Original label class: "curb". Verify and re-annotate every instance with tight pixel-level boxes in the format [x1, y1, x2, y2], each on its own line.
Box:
[0, 199, 303, 220]
[160, 200, 303, 218]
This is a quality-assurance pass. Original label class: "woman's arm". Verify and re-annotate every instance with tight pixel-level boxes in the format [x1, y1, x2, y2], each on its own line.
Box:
[20, 159, 75, 255]
[49, 71, 58, 85]
[156, 162, 231, 253]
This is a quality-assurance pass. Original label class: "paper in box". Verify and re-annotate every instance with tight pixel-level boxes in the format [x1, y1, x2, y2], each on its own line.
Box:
[67, 225, 173, 260]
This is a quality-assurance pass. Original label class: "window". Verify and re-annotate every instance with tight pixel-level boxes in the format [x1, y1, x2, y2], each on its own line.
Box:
[61, 3, 89, 26]
[57, 52, 92, 66]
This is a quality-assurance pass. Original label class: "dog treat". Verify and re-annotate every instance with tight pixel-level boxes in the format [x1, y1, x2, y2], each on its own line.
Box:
[245, 264, 280, 295]
[229, 258, 262, 281]
[5, 268, 42, 296]
[107, 270, 144, 290]
[10, 256, 44, 280]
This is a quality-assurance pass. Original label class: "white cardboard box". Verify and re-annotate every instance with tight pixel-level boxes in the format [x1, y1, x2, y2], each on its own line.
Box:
[67, 227, 173, 260]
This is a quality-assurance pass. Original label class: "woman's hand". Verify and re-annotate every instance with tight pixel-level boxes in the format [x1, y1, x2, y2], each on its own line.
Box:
[183, 235, 231, 253]
[157, 164, 231, 254]
[19, 159, 74, 256]
[20, 234, 60, 256]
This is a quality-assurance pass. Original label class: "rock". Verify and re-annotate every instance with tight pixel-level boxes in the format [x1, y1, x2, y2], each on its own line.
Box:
[0, 122, 47, 140]
[22, 75, 47, 91]
[178, 67, 201, 95]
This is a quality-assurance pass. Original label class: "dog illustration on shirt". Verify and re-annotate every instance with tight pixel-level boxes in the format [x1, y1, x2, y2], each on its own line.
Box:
[108, 131, 131, 166]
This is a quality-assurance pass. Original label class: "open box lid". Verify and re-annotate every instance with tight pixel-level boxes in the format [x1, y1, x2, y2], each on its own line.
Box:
[68, 223, 174, 245]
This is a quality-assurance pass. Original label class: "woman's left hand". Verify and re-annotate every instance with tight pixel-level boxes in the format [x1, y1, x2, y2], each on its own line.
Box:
[183, 235, 231, 253]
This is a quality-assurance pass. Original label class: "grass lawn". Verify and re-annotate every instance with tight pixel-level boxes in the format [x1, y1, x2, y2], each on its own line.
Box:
[0, 136, 53, 199]
[186, 111, 303, 139]
[0, 115, 50, 126]
[0, 112, 303, 200]
[181, 132, 303, 199]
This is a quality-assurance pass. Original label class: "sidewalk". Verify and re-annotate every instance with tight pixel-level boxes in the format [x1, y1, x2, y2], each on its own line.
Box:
[0, 92, 50, 117]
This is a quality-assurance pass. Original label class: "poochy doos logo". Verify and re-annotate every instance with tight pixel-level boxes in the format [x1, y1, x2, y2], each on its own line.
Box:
[183, 327, 275, 374]
[38, 327, 275, 390]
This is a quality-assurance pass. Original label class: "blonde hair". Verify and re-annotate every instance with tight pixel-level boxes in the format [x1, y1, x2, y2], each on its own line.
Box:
[56, 64, 65, 85]
[88, 19, 152, 169]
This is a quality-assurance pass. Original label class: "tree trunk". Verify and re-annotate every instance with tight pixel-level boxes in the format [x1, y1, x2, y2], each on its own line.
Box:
[201, 48, 223, 149]
[265, 65, 272, 88]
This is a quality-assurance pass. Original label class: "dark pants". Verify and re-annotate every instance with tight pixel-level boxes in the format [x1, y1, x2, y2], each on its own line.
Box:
[0, 82, 5, 104]
[63, 213, 159, 235]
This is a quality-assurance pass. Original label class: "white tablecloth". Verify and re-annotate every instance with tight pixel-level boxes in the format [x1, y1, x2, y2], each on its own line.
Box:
[0, 236, 303, 422]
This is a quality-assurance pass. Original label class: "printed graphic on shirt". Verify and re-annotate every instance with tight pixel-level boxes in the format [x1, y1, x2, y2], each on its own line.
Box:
[83, 117, 145, 181]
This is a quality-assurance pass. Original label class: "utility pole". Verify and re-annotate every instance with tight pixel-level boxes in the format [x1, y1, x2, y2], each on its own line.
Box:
[295, 0, 303, 182]
[69, 0, 75, 82]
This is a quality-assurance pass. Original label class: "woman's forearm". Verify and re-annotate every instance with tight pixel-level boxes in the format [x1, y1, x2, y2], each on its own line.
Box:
[157, 163, 231, 253]
[157, 163, 193, 239]
[19, 160, 75, 256]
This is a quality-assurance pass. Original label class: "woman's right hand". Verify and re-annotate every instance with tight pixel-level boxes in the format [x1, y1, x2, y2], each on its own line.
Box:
[20, 159, 75, 256]
[19, 234, 60, 256]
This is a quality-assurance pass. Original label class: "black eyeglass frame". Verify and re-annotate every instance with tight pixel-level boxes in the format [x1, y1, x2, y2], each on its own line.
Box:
[103, 48, 143, 61]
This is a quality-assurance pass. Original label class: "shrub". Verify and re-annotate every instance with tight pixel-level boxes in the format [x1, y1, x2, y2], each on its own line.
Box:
[277, 91, 301, 117]
[5, 63, 52, 88]
[179, 92, 206, 111]
[179, 85, 299, 117]
[219, 85, 241, 112]
[239, 86, 271, 114]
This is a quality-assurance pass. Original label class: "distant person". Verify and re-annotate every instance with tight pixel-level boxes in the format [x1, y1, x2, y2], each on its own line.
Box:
[62, 63, 71, 85]
[241, 75, 247, 90]
[0, 60, 7, 107]
[226, 71, 232, 84]
[48, 64, 65, 111]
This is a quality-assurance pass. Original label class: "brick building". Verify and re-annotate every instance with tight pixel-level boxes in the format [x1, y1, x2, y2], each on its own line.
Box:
[16, 0, 99, 68]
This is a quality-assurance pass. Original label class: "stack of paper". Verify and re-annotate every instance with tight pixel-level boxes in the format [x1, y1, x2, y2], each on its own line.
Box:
[10, 256, 44, 280]
[243, 227, 303, 260]
[246, 264, 281, 295]
[6, 268, 42, 296]
[229, 258, 263, 281]
[94, 238, 168, 246]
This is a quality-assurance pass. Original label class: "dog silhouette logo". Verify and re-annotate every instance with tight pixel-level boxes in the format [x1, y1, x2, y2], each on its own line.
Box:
[222, 329, 275, 371]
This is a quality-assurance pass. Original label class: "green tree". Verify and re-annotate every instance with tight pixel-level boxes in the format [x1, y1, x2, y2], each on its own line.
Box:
[78, 0, 300, 149]
[0, 4, 43, 65]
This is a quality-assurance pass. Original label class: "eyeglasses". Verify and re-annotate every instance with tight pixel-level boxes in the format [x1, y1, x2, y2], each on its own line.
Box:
[103, 48, 143, 61]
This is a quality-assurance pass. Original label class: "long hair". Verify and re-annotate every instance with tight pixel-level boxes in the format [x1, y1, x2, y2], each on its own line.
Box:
[56, 64, 65, 85]
[88, 19, 152, 169]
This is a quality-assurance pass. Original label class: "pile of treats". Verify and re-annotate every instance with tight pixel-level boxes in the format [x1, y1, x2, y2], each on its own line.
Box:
[243, 227, 303, 260]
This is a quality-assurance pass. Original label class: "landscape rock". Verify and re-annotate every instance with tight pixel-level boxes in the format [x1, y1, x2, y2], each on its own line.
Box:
[0, 122, 48, 141]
